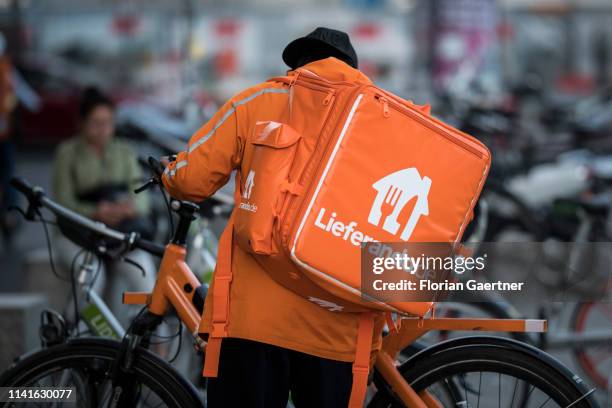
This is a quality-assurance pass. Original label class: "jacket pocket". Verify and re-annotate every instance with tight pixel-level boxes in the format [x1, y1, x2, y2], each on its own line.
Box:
[234, 121, 302, 255]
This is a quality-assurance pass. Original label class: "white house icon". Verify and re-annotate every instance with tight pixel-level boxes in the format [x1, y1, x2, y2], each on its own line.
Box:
[367, 168, 432, 241]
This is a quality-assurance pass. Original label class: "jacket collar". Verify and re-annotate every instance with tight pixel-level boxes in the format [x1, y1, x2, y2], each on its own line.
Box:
[292, 57, 372, 85]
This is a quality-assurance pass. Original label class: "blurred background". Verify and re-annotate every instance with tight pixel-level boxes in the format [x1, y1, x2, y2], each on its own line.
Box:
[0, 0, 611, 404]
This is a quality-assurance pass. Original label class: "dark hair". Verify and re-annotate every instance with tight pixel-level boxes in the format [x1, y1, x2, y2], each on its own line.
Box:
[80, 86, 114, 119]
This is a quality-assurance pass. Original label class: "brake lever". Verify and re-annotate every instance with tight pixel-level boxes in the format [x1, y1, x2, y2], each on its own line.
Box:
[134, 178, 158, 194]
[134, 156, 168, 194]
[9, 178, 44, 220]
[148, 156, 165, 179]
[25, 202, 39, 220]
[7, 205, 35, 221]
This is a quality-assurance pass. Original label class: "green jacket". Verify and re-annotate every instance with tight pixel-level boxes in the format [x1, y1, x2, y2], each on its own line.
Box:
[52, 137, 149, 218]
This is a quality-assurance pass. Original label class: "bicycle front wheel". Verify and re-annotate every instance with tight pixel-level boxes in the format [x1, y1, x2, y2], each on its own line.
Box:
[0, 338, 203, 408]
[370, 337, 598, 408]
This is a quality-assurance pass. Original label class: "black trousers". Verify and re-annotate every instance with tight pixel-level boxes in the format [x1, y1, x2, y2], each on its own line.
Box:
[207, 337, 353, 408]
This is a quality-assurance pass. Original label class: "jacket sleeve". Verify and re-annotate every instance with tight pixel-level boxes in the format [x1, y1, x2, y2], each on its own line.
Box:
[162, 98, 243, 202]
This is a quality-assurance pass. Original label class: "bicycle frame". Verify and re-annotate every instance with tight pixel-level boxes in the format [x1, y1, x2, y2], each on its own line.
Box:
[124, 243, 202, 342]
[124, 241, 549, 408]
[70, 202, 223, 346]
[61, 251, 125, 340]
[79, 286, 124, 339]
[542, 302, 612, 349]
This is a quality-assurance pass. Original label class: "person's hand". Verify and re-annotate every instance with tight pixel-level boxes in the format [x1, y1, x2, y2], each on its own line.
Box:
[94, 201, 124, 227]
[159, 156, 171, 168]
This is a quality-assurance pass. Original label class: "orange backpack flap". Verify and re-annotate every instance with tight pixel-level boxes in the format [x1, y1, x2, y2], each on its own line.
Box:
[234, 121, 301, 255]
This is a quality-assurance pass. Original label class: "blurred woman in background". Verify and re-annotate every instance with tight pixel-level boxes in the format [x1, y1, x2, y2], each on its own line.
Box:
[52, 86, 155, 327]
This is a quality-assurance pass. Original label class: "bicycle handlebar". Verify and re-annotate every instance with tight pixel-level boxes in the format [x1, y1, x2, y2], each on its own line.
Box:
[10, 177, 166, 257]
[134, 237, 165, 257]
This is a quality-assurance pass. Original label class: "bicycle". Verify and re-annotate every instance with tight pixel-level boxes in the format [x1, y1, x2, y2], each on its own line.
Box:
[18, 179, 231, 390]
[1, 170, 600, 408]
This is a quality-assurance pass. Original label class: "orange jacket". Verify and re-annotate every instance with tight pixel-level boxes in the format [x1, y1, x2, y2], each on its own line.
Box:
[163, 57, 384, 361]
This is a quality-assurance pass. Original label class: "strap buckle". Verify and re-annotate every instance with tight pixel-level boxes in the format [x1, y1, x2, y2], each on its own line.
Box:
[281, 181, 304, 196]
[352, 365, 369, 374]
[210, 323, 228, 338]
[215, 275, 233, 284]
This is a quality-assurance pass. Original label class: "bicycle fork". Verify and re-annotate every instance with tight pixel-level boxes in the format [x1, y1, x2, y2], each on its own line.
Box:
[107, 311, 163, 408]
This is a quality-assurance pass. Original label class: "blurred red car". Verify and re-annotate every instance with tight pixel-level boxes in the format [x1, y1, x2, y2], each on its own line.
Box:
[13, 55, 85, 145]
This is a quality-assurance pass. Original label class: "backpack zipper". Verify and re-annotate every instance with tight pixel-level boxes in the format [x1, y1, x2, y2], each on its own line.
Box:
[379, 96, 390, 118]
[296, 69, 357, 87]
[277, 89, 340, 245]
[374, 94, 485, 159]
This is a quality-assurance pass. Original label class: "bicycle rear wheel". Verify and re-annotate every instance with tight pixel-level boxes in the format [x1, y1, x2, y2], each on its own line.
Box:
[0, 338, 203, 408]
[370, 337, 598, 408]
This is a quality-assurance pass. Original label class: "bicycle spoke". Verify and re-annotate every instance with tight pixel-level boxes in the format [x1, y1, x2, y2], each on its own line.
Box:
[498, 373, 501, 408]
[99, 383, 112, 407]
[535, 396, 552, 408]
[459, 373, 470, 408]
[141, 386, 154, 406]
[476, 371, 482, 408]
[509, 376, 519, 408]
[443, 378, 457, 405]
[523, 384, 535, 407]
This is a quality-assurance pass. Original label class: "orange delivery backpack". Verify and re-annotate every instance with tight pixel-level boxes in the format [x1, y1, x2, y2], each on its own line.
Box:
[202, 67, 491, 407]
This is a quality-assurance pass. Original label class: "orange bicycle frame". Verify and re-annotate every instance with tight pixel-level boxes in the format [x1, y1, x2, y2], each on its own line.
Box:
[124, 245, 548, 408]
[123, 243, 203, 345]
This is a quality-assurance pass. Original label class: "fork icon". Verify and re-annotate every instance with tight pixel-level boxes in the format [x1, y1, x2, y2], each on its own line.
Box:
[380, 186, 404, 235]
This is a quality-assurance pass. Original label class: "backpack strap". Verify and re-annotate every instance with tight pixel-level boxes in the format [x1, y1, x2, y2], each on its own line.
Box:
[348, 312, 375, 408]
[201, 214, 234, 377]
[269, 72, 301, 123]
[201, 172, 242, 378]
[385, 312, 401, 334]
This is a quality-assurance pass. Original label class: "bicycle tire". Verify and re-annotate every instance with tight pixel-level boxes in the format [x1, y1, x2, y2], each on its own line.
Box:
[370, 336, 598, 408]
[0, 338, 203, 408]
